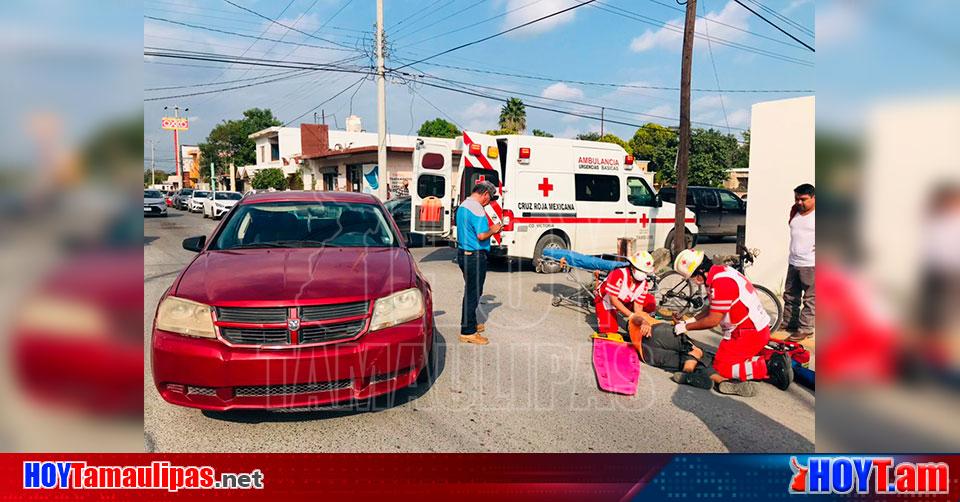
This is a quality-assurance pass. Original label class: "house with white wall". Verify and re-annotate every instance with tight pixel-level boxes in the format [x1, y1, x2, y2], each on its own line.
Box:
[237, 126, 302, 191]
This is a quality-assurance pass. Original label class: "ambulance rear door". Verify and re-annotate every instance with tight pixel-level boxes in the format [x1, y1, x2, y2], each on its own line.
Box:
[411, 138, 453, 237]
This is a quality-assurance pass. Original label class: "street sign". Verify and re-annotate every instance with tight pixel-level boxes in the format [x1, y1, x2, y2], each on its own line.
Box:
[161, 117, 189, 131]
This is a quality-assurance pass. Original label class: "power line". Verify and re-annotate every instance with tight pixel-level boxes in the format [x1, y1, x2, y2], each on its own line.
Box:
[393, 57, 813, 93]
[402, 0, 546, 48]
[144, 16, 360, 53]
[144, 68, 319, 101]
[144, 68, 305, 91]
[401, 69, 742, 131]
[743, 0, 813, 37]
[730, 0, 814, 52]
[701, 0, 730, 133]
[222, 0, 359, 51]
[390, 0, 448, 34]
[283, 76, 369, 126]
[410, 86, 463, 130]
[393, 0, 598, 71]
[391, 0, 487, 43]
[591, 1, 814, 66]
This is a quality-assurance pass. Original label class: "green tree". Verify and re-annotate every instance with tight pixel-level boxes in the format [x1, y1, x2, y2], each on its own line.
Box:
[251, 168, 288, 190]
[417, 118, 460, 139]
[629, 123, 678, 180]
[576, 132, 601, 141]
[532, 129, 553, 137]
[597, 133, 632, 154]
[484, 128, 517, 135]
[686, 128, 739, 187]
[198, 108, 282, 180]
[731, 129, 750, 169]
[288, 171, 304, 190]
[498, 97, 526, 134]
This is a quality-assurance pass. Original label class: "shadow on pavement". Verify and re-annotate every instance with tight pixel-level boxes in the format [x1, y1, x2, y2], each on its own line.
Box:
[200, 330, 448, 424]
[669, 379, 814, 452]
[419, 247, 456, 263]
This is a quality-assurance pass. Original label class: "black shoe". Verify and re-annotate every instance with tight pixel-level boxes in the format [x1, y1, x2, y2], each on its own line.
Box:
[766, 352, 794, 390]
[671, 369, 713, 389]
[715, 379, 758, 397]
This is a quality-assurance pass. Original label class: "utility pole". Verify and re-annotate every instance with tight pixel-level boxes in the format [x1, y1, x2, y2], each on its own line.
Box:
[673, 0, 697, 256]
[322, 109, 326, 125]
[210, 162, 216, 194]
[149, 140, 156, 187]
[600, 107, 605, 136]
[375, 0, 388, 201]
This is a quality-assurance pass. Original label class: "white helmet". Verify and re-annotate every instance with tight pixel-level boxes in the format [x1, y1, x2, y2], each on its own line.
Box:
[673, 249, 706, 279]
[628, 251, 655, 274]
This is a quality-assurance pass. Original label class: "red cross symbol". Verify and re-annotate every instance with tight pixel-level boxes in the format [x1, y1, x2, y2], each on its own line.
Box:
[537, 177, 554, 197]
[639, 213, 650, 228]
[475, 175, 485, 184]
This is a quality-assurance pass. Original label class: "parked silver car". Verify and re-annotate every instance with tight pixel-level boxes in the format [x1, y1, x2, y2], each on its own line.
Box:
[143, 190, 168, 217]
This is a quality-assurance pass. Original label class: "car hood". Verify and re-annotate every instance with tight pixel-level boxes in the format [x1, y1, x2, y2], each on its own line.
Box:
[174, 247, 416, 306]
[144, 197, 165, 204]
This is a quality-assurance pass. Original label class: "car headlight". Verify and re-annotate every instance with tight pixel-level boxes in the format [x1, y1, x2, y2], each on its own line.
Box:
[369, 288, 424, 332]
[17, 295, 109, 338]
[215, 202, 225, 208]
[155, 296, 216, 338]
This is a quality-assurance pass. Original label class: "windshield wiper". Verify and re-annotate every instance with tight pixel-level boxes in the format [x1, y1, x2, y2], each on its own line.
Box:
[228, 240, 327, 249]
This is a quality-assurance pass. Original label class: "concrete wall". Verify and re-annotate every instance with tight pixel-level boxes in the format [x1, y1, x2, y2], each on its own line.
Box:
[744, 96, 815, 293]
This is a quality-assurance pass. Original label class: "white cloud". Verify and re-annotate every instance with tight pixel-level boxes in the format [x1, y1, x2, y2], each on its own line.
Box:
[461, 100, 500, 131]
[816, 2, 861, 48]
[726, 108, 750, 129]
[541, 82, 584, 101]
[784, 0, 812, 15]
[643, 104, 675, 120]
[502, 0, 581, 36]
[629, 0, 750, 53]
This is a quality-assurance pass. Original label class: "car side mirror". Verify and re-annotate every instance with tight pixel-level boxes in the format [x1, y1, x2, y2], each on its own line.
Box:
[182, 235, 206, 252]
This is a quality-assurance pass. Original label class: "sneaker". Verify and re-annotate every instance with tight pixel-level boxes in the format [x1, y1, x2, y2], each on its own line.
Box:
[766, 352, 794, 390]
[671, 369, 713, 390]
[715, 379, 759, 397]
[459, 334, 489, 345]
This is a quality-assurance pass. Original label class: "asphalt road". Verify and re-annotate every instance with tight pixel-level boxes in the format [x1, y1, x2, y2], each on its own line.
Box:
[144, 209, 814, 453]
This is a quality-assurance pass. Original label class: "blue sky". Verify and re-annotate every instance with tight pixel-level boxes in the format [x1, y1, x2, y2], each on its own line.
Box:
[143, 0, 816, 172]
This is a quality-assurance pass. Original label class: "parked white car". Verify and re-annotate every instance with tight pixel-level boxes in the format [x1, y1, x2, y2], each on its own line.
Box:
[187, 190, 209, 213]
[202, 191, 243, 219]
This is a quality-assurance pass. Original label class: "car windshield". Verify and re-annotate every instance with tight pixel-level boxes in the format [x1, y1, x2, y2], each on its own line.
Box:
[144, 190, 163, 198]
[210, 201, 398, 250]
[215, 192, 242, 200]
[181, 189, 193, 195]
[193, 191, 209, 198]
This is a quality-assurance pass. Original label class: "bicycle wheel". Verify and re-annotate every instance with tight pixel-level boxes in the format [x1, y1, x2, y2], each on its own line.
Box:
[753, 284, 783, 332]
[655, 271, 703, 317]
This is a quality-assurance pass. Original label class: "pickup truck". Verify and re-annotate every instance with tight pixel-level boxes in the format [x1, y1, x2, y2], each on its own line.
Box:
[658, 186, 746, 240]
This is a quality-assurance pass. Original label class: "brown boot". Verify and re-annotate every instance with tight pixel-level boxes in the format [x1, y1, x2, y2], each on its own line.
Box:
[459, 334, 489, 345]
[476, 324, 485, 333]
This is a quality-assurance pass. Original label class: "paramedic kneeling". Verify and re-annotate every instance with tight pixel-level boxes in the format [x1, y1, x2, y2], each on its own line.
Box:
[457, 181, 502, 345]
[671, 249, 793, 397]
[595, 251, 658, 335]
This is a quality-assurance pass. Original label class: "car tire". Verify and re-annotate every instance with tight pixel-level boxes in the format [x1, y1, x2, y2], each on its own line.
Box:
[533, 233, 567, 274]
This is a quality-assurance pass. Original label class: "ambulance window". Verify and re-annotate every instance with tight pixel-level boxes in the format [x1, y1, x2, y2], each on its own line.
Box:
[575, 174, 620, 202]
[627, 177, 656, 206]
[460, 168, 500, 201]
[421, 153, 444, 170]
[417, 175, 446, 199]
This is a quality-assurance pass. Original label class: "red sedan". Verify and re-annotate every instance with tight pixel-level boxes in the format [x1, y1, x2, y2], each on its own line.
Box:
[151, 191, 435, 411]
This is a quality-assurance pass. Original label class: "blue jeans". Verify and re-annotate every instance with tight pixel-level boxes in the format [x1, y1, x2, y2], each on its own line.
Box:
[458, 250, 487, 335]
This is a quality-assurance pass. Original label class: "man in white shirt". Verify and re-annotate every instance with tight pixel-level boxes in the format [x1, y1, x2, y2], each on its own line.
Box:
[784, 183, 816, 341]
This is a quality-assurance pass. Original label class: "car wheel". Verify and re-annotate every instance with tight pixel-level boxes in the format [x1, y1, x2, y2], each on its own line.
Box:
[533, 233, 567, 274]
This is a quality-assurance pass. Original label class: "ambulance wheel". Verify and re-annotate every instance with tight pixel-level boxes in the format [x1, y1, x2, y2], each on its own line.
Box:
[533, 233, 567, 273]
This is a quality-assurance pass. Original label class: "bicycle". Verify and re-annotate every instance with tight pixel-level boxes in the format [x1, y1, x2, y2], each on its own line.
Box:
[721, 246, 783, 333]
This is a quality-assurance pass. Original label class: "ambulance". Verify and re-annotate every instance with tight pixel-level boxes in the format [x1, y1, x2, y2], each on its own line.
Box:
[410, 131, 698, 271]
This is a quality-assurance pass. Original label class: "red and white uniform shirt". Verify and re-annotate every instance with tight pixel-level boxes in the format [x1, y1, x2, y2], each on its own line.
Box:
[706, 265, 771, 338]
[598, 267, 652, 311]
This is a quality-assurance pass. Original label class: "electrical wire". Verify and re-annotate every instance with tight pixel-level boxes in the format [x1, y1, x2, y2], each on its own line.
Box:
[730, 0, 814, 52]
[701, 0, 731, 133]
[283, 76, 369, 126]
[222, 0, 359, 51]
[393, 0, 597, 71]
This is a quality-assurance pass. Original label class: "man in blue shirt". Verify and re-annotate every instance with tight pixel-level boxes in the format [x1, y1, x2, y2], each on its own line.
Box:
[457, 181, 502, 345]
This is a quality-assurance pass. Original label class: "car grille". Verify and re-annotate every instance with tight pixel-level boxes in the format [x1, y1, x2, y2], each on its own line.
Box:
[234, 379, 352, 397]
[300, 301, 368, 321]
[216, 306, 288, 323]
[299, 319, 366, 344]
[220, 327, 289, 345]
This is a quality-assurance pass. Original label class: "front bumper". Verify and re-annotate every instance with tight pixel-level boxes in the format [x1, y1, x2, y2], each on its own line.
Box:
[213, 206, 231, 217]
[144, 205, 167, 215]
[152, 316, 433, 411]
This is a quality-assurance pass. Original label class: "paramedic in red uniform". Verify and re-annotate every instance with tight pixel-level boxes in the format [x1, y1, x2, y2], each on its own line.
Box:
[595, 251, 658, 335]
[672, 249, 793, 396]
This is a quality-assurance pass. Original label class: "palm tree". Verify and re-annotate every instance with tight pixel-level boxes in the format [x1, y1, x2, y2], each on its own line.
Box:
[498, 97, 526, 134]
